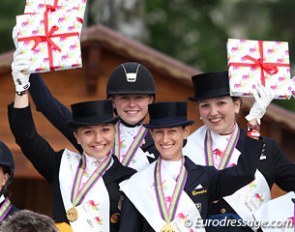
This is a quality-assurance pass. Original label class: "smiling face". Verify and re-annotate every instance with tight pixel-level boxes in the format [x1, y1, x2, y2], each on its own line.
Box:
[112, 94, 154, 125]
[151, 126, 190, 161]
[74, 124, 115, 159]
[198, 96, 241, 134]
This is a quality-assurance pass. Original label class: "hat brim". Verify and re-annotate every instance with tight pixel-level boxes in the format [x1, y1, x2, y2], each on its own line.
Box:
[144, 120, 194, 129]
[188, 92, 230, 101]
[67, 116, 119, 129]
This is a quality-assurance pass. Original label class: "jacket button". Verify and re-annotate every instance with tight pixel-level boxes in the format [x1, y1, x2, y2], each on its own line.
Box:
[220, 208, 227, 214]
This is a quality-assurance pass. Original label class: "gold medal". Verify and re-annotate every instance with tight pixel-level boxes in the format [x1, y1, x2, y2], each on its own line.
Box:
[66, 207, 78, 222]
[160, 222, 175, 232]
[110, 213, 120, 224]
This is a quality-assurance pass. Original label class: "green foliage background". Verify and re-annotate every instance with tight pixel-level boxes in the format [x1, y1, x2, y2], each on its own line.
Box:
[1, 0, 295, 111]
[144, 0, 295, 111]
[0, 1, 25, 53]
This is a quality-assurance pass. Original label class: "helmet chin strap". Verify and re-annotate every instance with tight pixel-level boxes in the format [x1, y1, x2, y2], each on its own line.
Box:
[0, 183, 8, 197]
[113, 107, 148, 127]
[119, 116, 146, 128]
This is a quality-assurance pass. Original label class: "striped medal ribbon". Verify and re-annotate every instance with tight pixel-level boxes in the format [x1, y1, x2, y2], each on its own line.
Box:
[70, 152, 112, 206]
[292, 198, 295, 232]
[115, 121, 148, 167]
[154, 158, 188, 231]
[0, 198, 12, 221]
[204, 123, 240, 169]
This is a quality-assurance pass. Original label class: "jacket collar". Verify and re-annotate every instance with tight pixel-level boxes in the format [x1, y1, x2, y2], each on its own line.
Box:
[183, 156, 201, 190]
[103, 155, 136, 185]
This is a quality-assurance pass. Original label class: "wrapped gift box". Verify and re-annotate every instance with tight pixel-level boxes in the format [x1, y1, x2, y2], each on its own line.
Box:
[227, 38, 292, 99]
[291, 76, 295, 99]
[24, 0, 86, 32]
[24, 0, 87, 18]
[16, 11, 82, 73]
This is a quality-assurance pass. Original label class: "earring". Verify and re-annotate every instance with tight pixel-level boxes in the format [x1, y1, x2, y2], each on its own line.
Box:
[200, 117, 203, 120]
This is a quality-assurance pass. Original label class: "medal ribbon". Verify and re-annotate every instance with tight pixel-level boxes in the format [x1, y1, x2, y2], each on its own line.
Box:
[0, 198, 12, 221]
[114, 121, 148, 167]
[204, 123, 240, 169]
[70, 152, 112, 206]
[154, 158, 188, 223]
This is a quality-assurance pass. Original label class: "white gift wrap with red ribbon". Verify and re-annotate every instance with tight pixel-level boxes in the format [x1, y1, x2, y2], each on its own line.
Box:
[24, 0, 87, 27]
[291, 76, 295, 99]
[227, 38, 292, 100]
[16, 10, 82, 73]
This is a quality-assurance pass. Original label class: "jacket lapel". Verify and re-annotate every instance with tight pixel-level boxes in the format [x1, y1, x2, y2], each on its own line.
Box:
[103, 155, 135, 185]
[183, 156, 202, 191]
[236, 127, 247, 151]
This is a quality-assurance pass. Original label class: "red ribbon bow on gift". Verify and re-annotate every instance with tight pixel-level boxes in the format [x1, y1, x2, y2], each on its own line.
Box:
[228, 40, 289, 86]
[30, 26, 61, 52]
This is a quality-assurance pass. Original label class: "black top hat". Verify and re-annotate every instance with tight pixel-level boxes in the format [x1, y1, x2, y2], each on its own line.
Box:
[188, 71, 230, 101]
[67, 100, 119, 129]
[144, 102, 194, 129]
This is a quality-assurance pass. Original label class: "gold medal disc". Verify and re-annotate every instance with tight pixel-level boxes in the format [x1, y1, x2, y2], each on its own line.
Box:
[160, 222, 176, 232]
[110, 213, 120, 224]
[66, 207, 78, 222]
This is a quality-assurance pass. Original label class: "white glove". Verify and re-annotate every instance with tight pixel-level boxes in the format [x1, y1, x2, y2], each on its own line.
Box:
[12, 25, 18, 48]
[245, 85, 275, 124]
[11, 48, 32, 94]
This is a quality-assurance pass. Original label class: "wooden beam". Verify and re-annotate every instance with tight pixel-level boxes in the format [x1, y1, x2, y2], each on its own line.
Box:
[84, 44, 102, 95]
